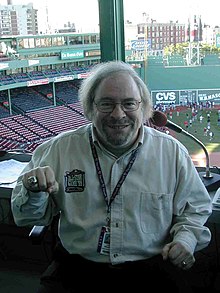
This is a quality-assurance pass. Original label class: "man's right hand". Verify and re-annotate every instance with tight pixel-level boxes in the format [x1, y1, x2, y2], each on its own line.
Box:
[22, 166, 59, 194]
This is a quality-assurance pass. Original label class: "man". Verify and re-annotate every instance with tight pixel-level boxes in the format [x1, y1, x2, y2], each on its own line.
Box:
[11, 61, 212, 292]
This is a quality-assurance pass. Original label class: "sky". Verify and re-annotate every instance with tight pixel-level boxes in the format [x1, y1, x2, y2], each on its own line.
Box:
[1, 0, 220, 32]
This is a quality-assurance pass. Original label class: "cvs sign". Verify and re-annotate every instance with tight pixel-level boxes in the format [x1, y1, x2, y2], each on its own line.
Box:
[152, 91, 179, 104]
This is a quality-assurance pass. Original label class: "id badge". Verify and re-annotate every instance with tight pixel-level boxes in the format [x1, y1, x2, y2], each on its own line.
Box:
[97, 226, 110, 255]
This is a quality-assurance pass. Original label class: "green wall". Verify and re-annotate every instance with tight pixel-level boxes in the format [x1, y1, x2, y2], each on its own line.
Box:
[146, 65, 220, 91]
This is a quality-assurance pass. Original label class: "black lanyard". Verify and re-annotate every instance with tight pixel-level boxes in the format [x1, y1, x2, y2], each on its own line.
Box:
[89, 128, 139, 223]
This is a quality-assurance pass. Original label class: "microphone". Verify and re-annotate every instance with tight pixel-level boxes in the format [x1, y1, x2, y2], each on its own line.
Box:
[150, 110, 220, 191]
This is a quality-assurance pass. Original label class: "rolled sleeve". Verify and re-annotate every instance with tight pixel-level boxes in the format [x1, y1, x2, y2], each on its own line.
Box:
[11, 182, 50, 226]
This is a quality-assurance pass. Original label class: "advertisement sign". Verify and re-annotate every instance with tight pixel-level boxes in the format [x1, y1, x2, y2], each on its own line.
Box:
[84, 50, 100, 57]
[61, 50, 84, 60]
[54, 76, 74, 82]
[0, 63, 9, 70]
[151, 89, 220, 106]
[131, 39, 151, 51]
[179, 90, 197, 104]
[27, 79, 49, 87]
[151, 90, 179, 105]
[198, 89, 220, 103]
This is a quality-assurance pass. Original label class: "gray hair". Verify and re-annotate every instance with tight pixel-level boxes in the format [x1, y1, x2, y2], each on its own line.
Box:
[78, 60, 153, 121]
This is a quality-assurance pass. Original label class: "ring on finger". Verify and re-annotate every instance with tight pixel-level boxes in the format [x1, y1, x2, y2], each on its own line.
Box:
[181, 261, 187, 267]
[27, 176, 38, 187]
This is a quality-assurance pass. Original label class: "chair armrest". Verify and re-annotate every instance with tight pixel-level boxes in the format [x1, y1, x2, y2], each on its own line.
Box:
[29, 225, 48, 244]
[29, 214, 60, 247]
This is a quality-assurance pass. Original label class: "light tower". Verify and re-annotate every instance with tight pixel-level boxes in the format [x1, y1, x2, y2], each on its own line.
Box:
[187, 14, 202, 65]
[45, 0, 51, 34]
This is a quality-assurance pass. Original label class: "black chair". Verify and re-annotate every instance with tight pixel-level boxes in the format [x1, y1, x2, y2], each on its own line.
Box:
[29, 214, 60, 262]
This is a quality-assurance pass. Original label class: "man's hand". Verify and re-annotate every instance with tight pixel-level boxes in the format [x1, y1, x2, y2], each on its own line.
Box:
[161, 242, 195, 270]
[23, 166, 59, 194]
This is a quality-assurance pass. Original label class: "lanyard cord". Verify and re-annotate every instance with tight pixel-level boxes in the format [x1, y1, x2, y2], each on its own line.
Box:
[89, 128, 139, 215]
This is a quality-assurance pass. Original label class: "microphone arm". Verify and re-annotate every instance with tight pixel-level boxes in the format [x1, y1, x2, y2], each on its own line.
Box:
[166, 119, 220, 191]
[166, 120, 212, 178]
[149, 110, 220, 191]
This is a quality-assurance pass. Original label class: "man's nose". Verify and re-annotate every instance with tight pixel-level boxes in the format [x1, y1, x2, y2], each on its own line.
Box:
[110, 104, 126, 118]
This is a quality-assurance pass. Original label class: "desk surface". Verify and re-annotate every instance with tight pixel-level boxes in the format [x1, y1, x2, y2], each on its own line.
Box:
[0, 151, 32, 198]
[0, 152, 32, 224]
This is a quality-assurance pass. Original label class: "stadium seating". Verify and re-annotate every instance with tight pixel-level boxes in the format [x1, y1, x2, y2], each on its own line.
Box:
[26, 105, 89, 135]
[0, 75, 16, 85]
[0, 79, 90, 152]
[43, 69, 61, 78]
[12, 73, 30, 82]
[11, 88, 54, 113]
[68, 101, 85, 116]
[28, 71, 46, 79]
[0, 104, 9, 118]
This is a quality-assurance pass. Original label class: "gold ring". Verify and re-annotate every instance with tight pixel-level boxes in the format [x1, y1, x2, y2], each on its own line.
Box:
[181, 261, 187, 267]
[27, 176, 38, 187]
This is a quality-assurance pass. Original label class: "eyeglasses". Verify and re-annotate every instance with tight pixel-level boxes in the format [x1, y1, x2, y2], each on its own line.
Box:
[94, 100, 142, 113]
